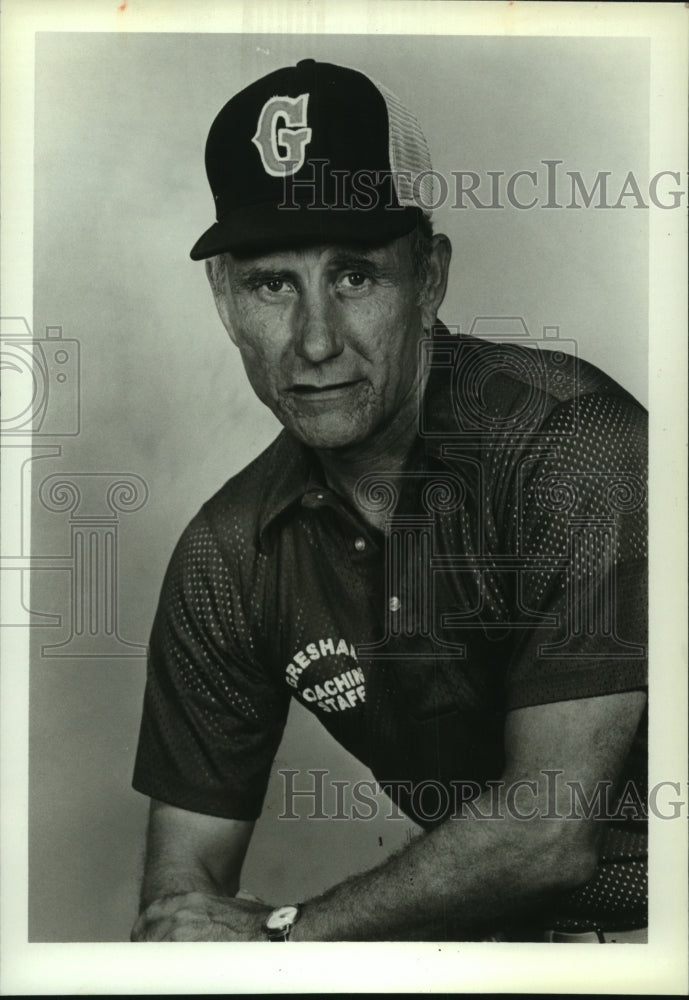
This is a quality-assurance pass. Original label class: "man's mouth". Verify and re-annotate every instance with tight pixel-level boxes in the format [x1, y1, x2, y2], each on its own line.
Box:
[289, 379, 363, 395]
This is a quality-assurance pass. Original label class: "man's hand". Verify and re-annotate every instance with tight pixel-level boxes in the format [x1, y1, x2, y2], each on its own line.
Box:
[131, 891, 272, 942]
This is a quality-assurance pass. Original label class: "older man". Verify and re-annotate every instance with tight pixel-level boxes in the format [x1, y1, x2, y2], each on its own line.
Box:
[131, 59, 647, 942]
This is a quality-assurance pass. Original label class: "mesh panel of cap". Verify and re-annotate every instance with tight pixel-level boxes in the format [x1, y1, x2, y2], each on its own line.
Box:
[375, 79, 435, 212]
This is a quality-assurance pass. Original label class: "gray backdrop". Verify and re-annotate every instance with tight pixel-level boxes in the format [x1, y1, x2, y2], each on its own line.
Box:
[29, 32, 648, 941]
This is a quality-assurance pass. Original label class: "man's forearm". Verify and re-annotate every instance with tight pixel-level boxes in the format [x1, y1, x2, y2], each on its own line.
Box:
[137, 801, 254, 912]
[133, 809, 258, 941]
[290, 691, 644, 941]
[290, 788, 597, 941]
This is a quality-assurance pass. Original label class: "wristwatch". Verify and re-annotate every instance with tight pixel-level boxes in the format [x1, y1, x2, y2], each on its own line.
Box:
[264, 903, 301, 941]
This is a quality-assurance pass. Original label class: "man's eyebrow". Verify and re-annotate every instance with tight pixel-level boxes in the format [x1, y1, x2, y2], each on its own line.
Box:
[228, 244, 394, 285]
[326, 250, 387, 272]
[232, 264, 296, 286]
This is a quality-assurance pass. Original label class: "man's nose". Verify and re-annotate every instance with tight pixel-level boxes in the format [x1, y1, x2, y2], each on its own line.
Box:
[293, 291, 344, 364]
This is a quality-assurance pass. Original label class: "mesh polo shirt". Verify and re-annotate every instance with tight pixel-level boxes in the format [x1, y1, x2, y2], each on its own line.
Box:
[133, 330, 647, 898]
[134, 329, 647, 817]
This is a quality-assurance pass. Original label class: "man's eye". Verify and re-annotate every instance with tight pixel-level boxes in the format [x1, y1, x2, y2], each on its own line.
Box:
[340, 272, 371, 290]
[263, 278, 289, 294]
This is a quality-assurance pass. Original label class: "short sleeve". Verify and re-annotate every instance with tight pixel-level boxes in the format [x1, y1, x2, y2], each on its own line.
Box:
[504, 390, 647, 710]
[132, 509, 290, 820]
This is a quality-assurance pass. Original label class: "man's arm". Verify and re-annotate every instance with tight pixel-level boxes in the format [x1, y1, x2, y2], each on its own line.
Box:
[133, 688, 645, 941]
[131, 799, 259, 940]
[289, 689, 645, 940]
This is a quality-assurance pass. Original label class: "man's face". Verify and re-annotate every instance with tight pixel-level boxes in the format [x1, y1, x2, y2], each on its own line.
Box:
[208, 233, 448, 452]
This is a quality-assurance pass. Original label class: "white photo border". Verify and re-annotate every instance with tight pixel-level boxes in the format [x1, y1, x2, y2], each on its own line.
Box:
[1, 0, 687, 994]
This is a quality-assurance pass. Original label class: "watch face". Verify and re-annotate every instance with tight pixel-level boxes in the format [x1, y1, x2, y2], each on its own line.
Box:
[266, 905, 299, 932]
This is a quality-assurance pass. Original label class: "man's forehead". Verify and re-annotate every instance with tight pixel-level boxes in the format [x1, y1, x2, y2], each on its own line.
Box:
[225, 234, 411, 269]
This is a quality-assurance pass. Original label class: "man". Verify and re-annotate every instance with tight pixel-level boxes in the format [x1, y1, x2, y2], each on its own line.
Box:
[131, 59, 647, 942]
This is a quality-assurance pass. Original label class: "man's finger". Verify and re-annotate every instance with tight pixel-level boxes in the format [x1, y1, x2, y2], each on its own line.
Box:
[132, 914, 176, 942]
[131, 895, 194, 941]
[235, 888, 266, 904]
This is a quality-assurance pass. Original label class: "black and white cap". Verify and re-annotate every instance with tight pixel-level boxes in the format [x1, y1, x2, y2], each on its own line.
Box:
[190, 58, 435, 259]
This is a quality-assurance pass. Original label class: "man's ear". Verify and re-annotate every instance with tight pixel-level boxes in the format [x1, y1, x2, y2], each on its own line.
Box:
[205, 257, 238, 346]
[420, 233, 452, 331]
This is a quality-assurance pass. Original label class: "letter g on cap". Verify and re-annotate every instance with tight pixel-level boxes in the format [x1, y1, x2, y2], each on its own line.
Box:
[252, 93, 312, 177]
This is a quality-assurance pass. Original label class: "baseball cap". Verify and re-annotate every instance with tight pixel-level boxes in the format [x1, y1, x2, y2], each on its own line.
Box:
[190, 58, 435, 259]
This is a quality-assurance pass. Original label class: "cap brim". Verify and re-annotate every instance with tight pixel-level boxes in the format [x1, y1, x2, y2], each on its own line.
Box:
[190, 203, 423, 260]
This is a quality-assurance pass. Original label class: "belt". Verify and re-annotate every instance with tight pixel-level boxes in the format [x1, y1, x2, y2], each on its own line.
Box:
[542, 927, 648, 943]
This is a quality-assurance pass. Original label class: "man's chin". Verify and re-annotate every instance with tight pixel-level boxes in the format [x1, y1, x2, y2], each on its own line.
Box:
[294, 426, 371, 453]
[276, 393, 375, 452]
[282, 412, 372, 452]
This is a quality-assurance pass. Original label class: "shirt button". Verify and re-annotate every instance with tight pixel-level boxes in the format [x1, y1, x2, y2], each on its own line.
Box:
[316, 493, 324, 501]
[389, 596, 401, 612]
[354, 537, 366, 552]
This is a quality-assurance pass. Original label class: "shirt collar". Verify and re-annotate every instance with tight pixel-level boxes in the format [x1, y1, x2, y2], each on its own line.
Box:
[256, 430, 319, 548]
